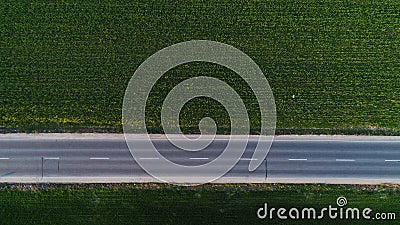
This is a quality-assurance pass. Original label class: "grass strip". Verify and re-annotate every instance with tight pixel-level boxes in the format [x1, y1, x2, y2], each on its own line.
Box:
[0, 183, 399, 224]
[1, 0, 400, 134]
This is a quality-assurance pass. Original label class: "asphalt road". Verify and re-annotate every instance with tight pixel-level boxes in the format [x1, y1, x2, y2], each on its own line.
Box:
[1, 134, 400, 184]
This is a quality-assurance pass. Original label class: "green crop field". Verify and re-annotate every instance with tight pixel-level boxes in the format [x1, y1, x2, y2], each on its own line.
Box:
[1, 0, 400, 134]
[0, 183, 399, 225]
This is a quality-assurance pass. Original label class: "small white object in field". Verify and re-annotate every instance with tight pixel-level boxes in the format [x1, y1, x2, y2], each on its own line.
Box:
[292, 95, 295, 99]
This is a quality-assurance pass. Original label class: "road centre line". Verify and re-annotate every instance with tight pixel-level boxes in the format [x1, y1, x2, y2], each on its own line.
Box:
[336, 159, 355, 162]
[288, 158, 307, 161]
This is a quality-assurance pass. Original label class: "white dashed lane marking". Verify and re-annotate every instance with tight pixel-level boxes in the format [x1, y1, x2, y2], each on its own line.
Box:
[336, 159, 355, 162]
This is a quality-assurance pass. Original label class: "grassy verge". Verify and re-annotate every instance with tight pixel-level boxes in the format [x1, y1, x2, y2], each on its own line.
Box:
[2, 0, 400, 134]
[0, 183, 399, 224]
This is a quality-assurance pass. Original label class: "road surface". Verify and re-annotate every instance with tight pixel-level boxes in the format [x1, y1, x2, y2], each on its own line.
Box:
[1, 134, 400, 184]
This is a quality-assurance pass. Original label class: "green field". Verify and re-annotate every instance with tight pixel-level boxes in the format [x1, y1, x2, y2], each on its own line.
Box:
[2, 0, 400, 134]
[0, 183, 398, 224]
